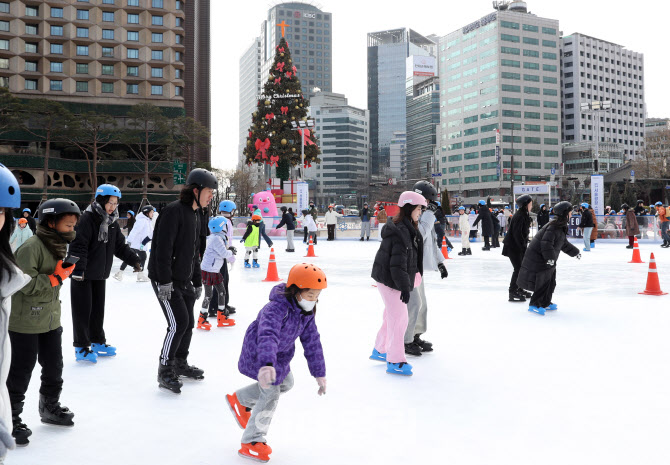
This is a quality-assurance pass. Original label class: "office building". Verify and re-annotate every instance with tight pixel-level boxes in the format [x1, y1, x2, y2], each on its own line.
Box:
[238, 37, 262, 168]
[389, 131, 406, 180]
[406, 75, 439, 181]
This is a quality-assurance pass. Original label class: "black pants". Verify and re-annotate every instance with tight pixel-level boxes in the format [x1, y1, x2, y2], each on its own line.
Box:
[435, 223, 445, 248]
[469, 230, 477, 239]
[71, 279, 107, 348]
[483, 236, 491, 248]
[152, 281, 195, 365]
[259, 222, 273, 247]
[492, 229, 500, 247]
[120, 249, 147, 271]
[209, 260, 230, 312]
[7, 327, 64, 405]
[508, 253, 523, 292]
[303, 226, 308, 243]
[327, 224, 335, 240]
[529, 268, 557, 308]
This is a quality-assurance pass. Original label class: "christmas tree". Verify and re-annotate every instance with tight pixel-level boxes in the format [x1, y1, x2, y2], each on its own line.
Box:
[243, 25, 320, 181]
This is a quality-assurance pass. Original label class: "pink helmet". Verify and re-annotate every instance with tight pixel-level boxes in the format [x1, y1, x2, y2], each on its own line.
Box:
[397, 191, 427, 207]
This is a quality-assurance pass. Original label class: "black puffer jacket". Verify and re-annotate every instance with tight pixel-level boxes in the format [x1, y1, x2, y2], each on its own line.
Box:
[276, 211, 295, 230]
[371, 218, 423, 293]
[148, 200, 202, 286]
[516, 219, 580, 291]
[473, 206, 493, 236]
[69, 208, 139, 281]
[578, 209, 594, 228]
[502, 209, 532, 257]
[537, 208, 550, 229]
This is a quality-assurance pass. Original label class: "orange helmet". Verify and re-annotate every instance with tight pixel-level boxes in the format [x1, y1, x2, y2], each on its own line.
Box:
[287, 263, 327, 290]
[251, 214, 262, 221]
[18, 218, 27, 225]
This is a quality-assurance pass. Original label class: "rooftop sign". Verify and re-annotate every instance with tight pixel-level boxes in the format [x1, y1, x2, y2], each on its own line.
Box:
[463, 12, 497, 34]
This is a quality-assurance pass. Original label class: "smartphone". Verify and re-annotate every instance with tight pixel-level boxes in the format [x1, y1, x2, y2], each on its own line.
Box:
[63, 255, 80, 267]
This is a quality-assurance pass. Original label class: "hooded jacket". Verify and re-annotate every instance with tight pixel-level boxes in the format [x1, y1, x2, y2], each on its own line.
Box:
[201, 233, 235, 273]
[502, 208, 532, 258]
[418, 209, 445, 272]
[324, 209, 342, 225]
[459, 213, 470, 235]
[126, 212, 153, 250]
[276, 211, 295, 231]
[9, 224, 33, 252]
[371, 217, 424, 293]
[537, 208, 550, 229]
[238, 283, 325, 385]
[578, 209, 595, 228]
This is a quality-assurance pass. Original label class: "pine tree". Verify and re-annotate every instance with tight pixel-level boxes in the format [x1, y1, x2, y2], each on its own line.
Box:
[623, 181, 637, 208]
[243, 37, 320, 181]
[441, 190, 452, 214]
[607, 182, 622, 211]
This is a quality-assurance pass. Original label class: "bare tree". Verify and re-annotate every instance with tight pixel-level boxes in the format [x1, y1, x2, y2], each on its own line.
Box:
[0, 87, 19, 137]
[637, 128, 670, 179]
[168, 116, 210, 176]
[227, 166, 265, 216]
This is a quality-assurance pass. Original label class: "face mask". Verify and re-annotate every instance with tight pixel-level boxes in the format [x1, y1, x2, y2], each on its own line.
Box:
[297, 297, 317, 312]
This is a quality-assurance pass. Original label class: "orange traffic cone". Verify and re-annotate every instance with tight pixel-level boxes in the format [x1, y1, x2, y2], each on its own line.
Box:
[305, 237, 317, 258]
[639, 253, 667, 296]
[262, 248, 282, 282]
[629, 237, 644, 263]
[441, 237, 452, 260]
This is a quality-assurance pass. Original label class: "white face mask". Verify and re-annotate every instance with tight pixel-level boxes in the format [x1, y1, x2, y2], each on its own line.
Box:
[298, 298, 317, 312]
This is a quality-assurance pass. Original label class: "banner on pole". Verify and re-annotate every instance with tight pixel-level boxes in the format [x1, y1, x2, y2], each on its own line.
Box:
[297, 182, 309, 213]
[590, 175, 604, 216]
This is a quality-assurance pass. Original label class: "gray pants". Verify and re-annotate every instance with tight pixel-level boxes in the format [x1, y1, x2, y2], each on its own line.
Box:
[360, 221, 371, 238]
[236, 372, 294, 444]
[201, 281, 225, 311]
[661, 221, 670, 243]
[404, 280, 427, 344]
[286, 230, 295, 250]
[583, 227, 593, 250]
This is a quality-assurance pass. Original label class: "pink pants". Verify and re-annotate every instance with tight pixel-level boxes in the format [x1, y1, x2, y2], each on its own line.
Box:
[374, 274, 421, 364]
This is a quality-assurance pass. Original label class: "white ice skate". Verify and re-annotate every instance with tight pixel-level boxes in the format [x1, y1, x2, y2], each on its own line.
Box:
[113, 271, 123, 281]
[136, 271, 149, 282]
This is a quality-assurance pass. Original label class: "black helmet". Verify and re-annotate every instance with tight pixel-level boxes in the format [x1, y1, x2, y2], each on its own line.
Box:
[39, 198, 81, 224]
[186, 168, 217, 190]
[516, 194, 532, 208]
[412, 180, 438, 202]
[141, 205, 154, 215]
[637, 199, 644, 204]
[621, 203, 629, 210]
[552, 201, 572, 217]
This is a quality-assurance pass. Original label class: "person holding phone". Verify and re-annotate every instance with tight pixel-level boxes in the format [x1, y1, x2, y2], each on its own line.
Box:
[7, 199, 81, 446]
[68, 184, 141, 363]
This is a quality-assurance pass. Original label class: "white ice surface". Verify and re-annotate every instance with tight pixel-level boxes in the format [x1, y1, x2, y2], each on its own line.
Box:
[8, 239, 670, 465]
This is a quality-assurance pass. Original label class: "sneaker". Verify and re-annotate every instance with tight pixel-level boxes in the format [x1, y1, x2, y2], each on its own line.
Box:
[112, 271, 123, 281]
[75, 347, 98, 363]
[226, 393, 251, 429]
[91, 343, 116, 357]
[369, 348, 386, 362]
[239, 442, 272, 463]
[528, 305, 546, 315]
[386, 362, 413, 376]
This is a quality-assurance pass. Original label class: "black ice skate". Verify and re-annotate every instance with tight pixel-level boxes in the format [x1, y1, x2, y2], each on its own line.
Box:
[157, 362, 183, 394]
[226, 305, 236, 314]
[404, 342, 423, 357]
[520, 289, 532, 298]
[174, 359, 205, 380]
[39, 395, 75, 427]
[466, 248, 472, 255]
[414, 334, 433, 352]
[11, 402, 32, 446]
[508, 290, 526, 302]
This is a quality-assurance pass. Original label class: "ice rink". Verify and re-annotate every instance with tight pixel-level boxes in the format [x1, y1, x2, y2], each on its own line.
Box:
[8, 238, 670, 465]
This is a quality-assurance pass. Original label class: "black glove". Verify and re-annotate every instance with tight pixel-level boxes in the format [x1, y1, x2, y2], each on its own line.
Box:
[437, 263, 448, 279]
[228, 246, 237, 255]
[427, 202, 438, 212]
[400, 290, 410, 304]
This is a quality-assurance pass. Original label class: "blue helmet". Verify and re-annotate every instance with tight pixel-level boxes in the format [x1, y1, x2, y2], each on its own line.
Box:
[0, 163, 20, 209]
[458, 206, 465, 211]
[127, 210, 135, 217]
[219, 200, 237, 213]
[504, 206, 510, 209]
[655, 201, 663, 207]
[23, 208, 30, 213]
[540, 204, 545, 208]
[436, 201, 441, 207]
[96, 184, 122, 199]
[208, 216, 227, 234]
[478, 200, 486, 206]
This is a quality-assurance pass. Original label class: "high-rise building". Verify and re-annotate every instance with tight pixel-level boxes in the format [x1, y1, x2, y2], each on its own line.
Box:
[307, 92, 369, 207]
[560, 33, 645, 171]
[389, 131, 407, 180]
[184, 0, 210, 164]
[437, 2, 561, 201]
[368, 28, 435, 177]
[238, 37, 262, 168]
[406, 75, 440, 181]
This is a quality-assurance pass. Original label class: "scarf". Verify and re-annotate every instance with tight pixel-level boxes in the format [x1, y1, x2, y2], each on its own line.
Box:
[87, 202, 119, 243]
[36, 224, 74, 260]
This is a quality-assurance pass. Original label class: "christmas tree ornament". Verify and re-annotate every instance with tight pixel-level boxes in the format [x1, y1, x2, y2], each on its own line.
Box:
[281, 139, 287, 145]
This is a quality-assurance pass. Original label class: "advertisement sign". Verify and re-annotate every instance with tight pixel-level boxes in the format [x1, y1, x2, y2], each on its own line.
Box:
[513, 184, 549, 195]
[569, 215, 583, 238]
[495, 129, 501, 180]
[296, 182, 309, 213]
[407, 56, 436, 77]
[590, 175, 604, 216]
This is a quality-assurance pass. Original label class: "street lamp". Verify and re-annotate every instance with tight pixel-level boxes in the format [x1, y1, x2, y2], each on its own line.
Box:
[580, 101, 612, 174]
[290, 119, 315, 179]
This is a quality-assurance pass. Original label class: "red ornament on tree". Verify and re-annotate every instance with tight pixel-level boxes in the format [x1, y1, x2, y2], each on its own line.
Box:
[280, 106, 288, 115]
[274, 77, 281, 85]
[276, 62, 285, 72]
[255, 138, 270, 160]
[265, 113, 275, 121]
[285, 72, 293, 79]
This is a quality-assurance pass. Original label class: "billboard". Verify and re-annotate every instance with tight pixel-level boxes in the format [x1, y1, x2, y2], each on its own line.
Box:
[407, 55, 436, 77]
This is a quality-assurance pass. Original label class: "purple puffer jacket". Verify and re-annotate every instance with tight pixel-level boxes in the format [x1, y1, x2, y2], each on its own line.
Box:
[238, 283, 326, 385]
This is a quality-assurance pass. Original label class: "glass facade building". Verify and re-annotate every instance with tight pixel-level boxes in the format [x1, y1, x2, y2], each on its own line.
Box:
[406, 77, 440, 181]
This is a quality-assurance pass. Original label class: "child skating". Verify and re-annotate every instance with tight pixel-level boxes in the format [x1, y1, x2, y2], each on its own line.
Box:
[226, 263, 327, 463]
[241, 214, 262, 269]
[458, 206, 471, 255]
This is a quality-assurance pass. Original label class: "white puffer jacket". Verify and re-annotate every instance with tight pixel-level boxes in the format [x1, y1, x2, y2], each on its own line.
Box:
[459, 213, 470, 235]
[324, 210, 342, 225]
[201, 233, 235, 273]
[127, 213, 153, 249]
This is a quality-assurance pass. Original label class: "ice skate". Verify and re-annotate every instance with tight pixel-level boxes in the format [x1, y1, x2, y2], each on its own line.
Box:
[546, 303, 558, 311]
[252, 259, 260, 269]
[626, 245, 634, 249]
[244, 260, 251, 268]
[413, 334, 433, 352]
[239, 442, 272, 463]
[508, 290, 526, 302]
[39, 395, 75, 427]
[226, 393, 251, 429]
[369, 348, 386, 362]
[458, 249, 467, 256]
[404, 342, 422, 357]
[208, 308, 218, 318]
[226, 305, 236, 314]
[582, 248, 590, 252]
[197, 312, 212, 330]
[91, 342, 116, 357]
[466, 248, 472, 255]
[113, 270, 123, 281]
[136, 271, 149, 282]
[386, 361, 413, 376]
[217, 309, 235, 327]
[482, 246, 491, 251]
[157, 363, 182, 394]
[174, 359, 205, 380]
[528, 305, 546, 315]
[519, 289, 532, 298]
[590, 242, 595, 249]
[75, 347, 98, 363]
[11, 403, 31, 447]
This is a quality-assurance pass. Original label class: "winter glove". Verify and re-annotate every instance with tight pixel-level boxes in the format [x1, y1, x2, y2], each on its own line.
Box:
[228, 246, 237, 255]
[157, 282, 173, 301]
[228, 254, 236, 265]
[438, 263, 448, 279]
[316, 377, 327, 396]
[427, 202, 438, 212]
[546, 259, 555, 266]
[193, 286, 202, 300]
[0, 418, 15, 456]
[49, 260, 75, 287]
[576, 253, 582, 260]
[400, 290, 410, 304]
[258, 365, 276, 390]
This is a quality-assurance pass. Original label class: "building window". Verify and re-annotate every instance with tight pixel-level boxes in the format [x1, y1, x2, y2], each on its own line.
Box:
[127, 14, 139, 24]
[501, 21, 519, 29]
[522, 24, 538, 32]
[175, 86, 183, 96]
[25, 24, 38, 34]
[501, 34, 520, 43]
[501, 47, 520, 55]
[542, 27, 557, 35]
[76, 81, 88, 92]
[176, 35, 183, 44]
[25, 79, 38, 90]
[25, 61, 37, 72]
[542, 52, 557, 60]
[523, 49, 539, 58]
[152, 0, 164, 7]
[102, 65, 114, 75]
[51, 8, 64, 18]
[101, 82, 114, 93]
[175, 69, 182, 79]
[523, 37, 539, 45]
[175, 1, 183, 9]
[151, 85, 163, 95]
[127, 66, 138, 76]
[77, 27, 89, 38]
[102, 47, 114, 57]
[151, 67, 163, 78]
[26, 6, 38, 16]
[176, 17, 183, 27]
[76, 10, 89, 20]
[542, 39, 556, 48]
[501, 59, 520, 68]
[50, 80, 63, 91]
[51, 26, 63, 36]
[0, 39, 8, 51]
[51, 44, 64, 55]
[523, 62, 539, 70]
[175, 51, 182, 61]
[102, 0, 115, 4]
[127, 84, 138, 94]
[151, 50, 163, 60]
[127, 0, 139, 5]
[152, 15, 163, 26]
[76, 63, 89, 74]
[127, 31, 139, 41]
[151, 33, 163, 43]
[102, 11, 114, 22]
[50, 62, 63, 73]
[0, 21, 8, 32]
[543, 64, 557, 72]
[25, 42, 38, 53]
[127, 48, 139, 59]
[76, 45, 89, 56]
[0, 3, 8, 13]
[102, 29, 114, 39]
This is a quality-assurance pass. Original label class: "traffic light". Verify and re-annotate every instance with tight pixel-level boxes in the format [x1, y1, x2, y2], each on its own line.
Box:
[593, 159, 599, 172]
